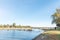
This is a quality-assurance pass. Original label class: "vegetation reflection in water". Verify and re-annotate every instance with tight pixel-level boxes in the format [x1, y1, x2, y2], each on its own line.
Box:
[0, 29, 43, 40]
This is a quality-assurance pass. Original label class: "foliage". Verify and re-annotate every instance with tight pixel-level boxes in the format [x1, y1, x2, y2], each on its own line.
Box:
[0, 23, 31, 28]
[52, 9, 60, 27]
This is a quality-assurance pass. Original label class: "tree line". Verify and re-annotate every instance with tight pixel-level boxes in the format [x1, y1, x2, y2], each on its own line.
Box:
[0, 23, 31, 28]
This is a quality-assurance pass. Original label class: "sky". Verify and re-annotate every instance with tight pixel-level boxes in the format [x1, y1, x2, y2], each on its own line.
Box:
[0, 0, 60, 27]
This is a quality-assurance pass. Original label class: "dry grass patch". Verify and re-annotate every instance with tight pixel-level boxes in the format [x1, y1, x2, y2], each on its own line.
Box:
[44, 31, 60, 34]
[43, 30, 60, 40]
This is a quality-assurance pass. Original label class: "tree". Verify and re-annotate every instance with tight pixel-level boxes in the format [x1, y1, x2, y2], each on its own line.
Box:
[12, 23, 16, 28]
[52, 9, 60, 27]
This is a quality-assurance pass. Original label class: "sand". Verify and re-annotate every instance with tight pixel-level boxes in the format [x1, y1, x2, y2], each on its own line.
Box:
[33, 30, 60, 40]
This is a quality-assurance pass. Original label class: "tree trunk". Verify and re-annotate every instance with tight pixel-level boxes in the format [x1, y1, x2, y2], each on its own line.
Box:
[56, 24, 60, 27]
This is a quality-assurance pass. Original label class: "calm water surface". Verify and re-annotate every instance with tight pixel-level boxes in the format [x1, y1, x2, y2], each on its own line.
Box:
[0, 29, 44, 40]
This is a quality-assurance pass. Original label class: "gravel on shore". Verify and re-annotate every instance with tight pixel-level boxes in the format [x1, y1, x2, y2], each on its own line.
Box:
[32, 34, 47, 40]
[32, 31, 59, 40]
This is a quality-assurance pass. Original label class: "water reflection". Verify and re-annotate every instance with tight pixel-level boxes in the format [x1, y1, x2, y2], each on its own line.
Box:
[0, 29, 43, 40]
[11, 30, 15, 39]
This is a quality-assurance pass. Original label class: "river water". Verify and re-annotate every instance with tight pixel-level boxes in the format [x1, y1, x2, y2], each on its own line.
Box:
[0, 29, 44, 40]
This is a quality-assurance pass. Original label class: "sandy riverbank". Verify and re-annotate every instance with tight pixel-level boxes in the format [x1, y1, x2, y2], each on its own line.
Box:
[0, 28, 32, 31]
[33, 30, 60, 40]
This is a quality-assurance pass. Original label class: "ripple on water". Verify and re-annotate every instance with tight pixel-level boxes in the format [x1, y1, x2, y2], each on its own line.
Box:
[0, 29, 44, 40]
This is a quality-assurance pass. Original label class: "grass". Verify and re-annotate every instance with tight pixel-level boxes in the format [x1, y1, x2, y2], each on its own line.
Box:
[43, 29, 60, 40]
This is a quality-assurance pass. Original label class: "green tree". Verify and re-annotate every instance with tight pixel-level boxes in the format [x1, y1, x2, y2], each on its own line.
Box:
[52, 9, 60, 27]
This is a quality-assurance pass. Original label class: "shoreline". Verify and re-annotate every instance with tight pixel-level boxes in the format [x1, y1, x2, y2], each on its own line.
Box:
[32, 30, 45, 40]
[0, 28, 32, 31]
[32, 30, 44, 40]
[33, 30, 60, 40]
[32, 34, 45, 40]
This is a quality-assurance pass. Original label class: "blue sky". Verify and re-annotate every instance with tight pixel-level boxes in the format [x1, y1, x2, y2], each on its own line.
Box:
[0, 0, 60, 27]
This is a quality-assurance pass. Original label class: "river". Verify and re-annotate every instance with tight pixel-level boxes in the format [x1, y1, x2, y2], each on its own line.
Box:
[0, 29, 44, 40]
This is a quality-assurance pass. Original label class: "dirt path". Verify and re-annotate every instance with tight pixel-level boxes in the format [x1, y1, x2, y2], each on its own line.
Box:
[33, 31, 60, 40]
